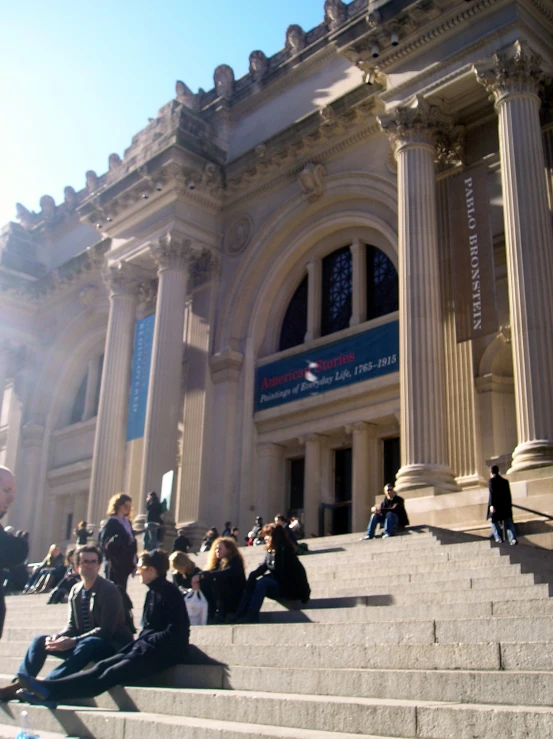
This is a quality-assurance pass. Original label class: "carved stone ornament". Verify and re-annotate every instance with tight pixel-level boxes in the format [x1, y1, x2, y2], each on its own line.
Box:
[249, 50, 268, 82]
[324, 0, 347, 31]
[108, 153, 122, 170]
[64, 186, 78, 208]
[150, 233, 193, 271]
[377, 95, 454, 154]
[473, 40, 543, 106]
[224, 214, 253, 256]
[86, 170, 99, 194]
[78, 285, 99, 310]
[298, 162, 327, 203]
[15, 203, 36, 230]
[191, 248, 220, 287]
[201, 162, 223, 193]
[286, 25, 306, 55]
[102, 261, 142, 296]
[214, 64, 235, 100]
[39, 195, 56, 221]
[175, 80, 200, 112]
[138, 278, 158, 309]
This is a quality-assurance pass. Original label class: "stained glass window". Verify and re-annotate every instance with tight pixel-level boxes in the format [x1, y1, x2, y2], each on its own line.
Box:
[366, 245, 398, 320]
[322, 247, 352, 336]
[279, 276, 308, 351]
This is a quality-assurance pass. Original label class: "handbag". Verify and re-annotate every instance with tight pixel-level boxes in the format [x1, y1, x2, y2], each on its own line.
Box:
[183, 588, 208, 626]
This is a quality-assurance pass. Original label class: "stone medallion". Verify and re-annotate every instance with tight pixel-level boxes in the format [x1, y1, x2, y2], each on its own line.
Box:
[224, 214, 253, 256]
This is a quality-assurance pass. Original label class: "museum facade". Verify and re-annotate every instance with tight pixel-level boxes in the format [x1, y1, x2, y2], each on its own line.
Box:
[1, 0, 552, 556]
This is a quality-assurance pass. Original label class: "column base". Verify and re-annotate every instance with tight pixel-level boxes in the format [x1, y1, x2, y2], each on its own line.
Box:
[508, 440, 553, 474]
[455, 473, 487, 490]
[395, 464, 460, 495]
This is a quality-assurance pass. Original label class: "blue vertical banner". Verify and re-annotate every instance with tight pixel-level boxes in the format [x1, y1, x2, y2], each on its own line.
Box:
[126, 313, 155, 441]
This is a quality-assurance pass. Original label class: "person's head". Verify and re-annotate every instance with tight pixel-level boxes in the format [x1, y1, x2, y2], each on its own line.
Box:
[263, 523, 293, 551]
[138, 549, 169, 584]
[107, 493, 132, 518]
[0, 466, 16, 520]
[77, 520, 87, 530]
[232, 527, 239, 535]
[75, 545, 103, 572]
[490, 465, 500, 476]
[205, 527, 218, 539]
[46, 543, 61, 563]
[66, 548, 75, 565]
[384, 484, 395, 499]
[169, 550, 195, 576]
[224, 521, 231, 528]
[274, 514, 288, 526]
[206, 536, 244, 571]
[147, 491, 158, 501]
[255, 516, 263, 524]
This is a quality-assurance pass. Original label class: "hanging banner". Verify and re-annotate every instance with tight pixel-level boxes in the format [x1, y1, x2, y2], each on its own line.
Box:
[255, 319, 399, 412]
[449, 163, 498, 342]
[126, 313, 155, 441]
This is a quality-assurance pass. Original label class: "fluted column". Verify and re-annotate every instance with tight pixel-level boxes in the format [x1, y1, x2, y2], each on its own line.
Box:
[350, 239, 367, 327]
[0, 342, 10, 425]
[350, 422, 378, 531]
[475, 41, 553, 471]
[87, 263, 140, 527]
[305, 259, 322, 342]
[379, 99, 457, 493]
[301, 433, 324, 536]
[256, 443, 285, 520]
[140, 234, 193, 505]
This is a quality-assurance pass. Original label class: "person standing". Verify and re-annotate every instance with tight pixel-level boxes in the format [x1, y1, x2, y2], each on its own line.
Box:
[99, 494, 137, 591]
[0, 467, 28, 639]
[487, 465, 517, 545]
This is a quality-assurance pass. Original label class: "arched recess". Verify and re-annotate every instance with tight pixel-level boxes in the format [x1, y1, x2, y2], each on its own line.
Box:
[476, 334, 516, 467]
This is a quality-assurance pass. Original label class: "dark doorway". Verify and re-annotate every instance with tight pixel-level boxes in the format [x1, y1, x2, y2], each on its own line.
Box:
[289, 458, 305, 516]
[333, 448, 352, 535]
[383, 437, 400, 487]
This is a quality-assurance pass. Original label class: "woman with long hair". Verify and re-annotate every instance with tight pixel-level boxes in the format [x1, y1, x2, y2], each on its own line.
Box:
[169, 551, 201, 591]
[234, 524, 311, 623]
[192, 537, 245, 623]
[23, 544, 64, 594]
[98, 493, 137, 591]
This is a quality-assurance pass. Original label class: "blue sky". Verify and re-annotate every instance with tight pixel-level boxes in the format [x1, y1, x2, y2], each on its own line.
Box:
[0, 0, 332, 228]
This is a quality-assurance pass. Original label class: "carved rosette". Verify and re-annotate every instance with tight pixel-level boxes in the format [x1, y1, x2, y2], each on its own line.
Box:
[224, 215, 253, 256]
[473, 41, 543, 107]
[102, 261, 142, 297]
[150, 234, 193, 272]
[377, 96, 454, 157]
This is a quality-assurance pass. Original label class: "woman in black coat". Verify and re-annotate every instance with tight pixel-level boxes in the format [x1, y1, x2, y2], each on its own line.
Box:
[18, 549, 190, 706]
[192, 537, 245, 623]
[234, 524, 310, 623]
[98, 494, 137, 591]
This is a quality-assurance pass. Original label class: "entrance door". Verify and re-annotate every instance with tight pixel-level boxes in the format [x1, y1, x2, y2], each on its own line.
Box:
[333, 448, 352, 535]
[383, 437, 400, 487]
[288, 458, 305, 517]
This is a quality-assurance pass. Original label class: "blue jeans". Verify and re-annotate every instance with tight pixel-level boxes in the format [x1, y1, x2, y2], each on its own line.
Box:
[237, 575, 281, 620]
[18, 634, 116, 680]
[366, 511, 399, 539]
[491, 518, 517, 543]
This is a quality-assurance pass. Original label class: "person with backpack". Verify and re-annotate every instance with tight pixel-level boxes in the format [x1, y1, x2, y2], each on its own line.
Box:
[98, 493, 137, 591]
[0, 545, 133, 702]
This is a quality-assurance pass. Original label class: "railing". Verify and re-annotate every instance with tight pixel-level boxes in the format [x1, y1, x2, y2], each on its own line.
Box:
[512, 503, 553, 522]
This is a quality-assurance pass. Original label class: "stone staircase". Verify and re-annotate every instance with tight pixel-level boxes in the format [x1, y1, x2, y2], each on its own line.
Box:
[1, 527, 553, 738]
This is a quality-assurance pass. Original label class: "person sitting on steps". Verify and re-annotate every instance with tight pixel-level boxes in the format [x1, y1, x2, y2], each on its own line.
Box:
[361, 484, 409, 540]
[192, 537, 245, 623]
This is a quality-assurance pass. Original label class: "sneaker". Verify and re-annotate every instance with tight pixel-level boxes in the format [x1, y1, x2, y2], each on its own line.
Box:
[382, 533, 391, 539]
[510, 539, 518, 546]
[494, 538, 503, 544]
[359, 536, 373, 541]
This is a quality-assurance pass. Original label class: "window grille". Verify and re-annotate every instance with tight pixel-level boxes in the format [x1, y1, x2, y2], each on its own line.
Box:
[279, 276, 308, 351]
[366, 245, 398, 320]
[322, 247, 352, 336]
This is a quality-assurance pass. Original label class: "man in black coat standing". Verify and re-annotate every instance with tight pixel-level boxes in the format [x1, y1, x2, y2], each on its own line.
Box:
[0, 466, 28, 639]
[487, 465, 517, 545]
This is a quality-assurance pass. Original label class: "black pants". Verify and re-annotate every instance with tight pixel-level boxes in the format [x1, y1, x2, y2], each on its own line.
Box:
[34, 649, 173, 702]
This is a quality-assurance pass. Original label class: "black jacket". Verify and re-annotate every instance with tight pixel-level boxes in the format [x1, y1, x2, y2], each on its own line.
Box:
[379, 494, 409, 528]
[122, 577, 189, 665]
[146, 497, 164, 524]
[99, 517, 137, 575]
[200, 556, 246, 612]
[173, 567, 201, 590]
[0, 525, 28, 638]
[251, 546, 311, 602]
[487, 474, 513, 522]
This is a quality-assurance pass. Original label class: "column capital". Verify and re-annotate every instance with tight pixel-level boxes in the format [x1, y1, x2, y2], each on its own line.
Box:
[298, 433, 325, 445]
[377, 95, 454, 155]
[473, 40, 543, 107]
[150, 233, 194, 272]
[346, 421, 376, 435]
[102, 261, 142, 297]
[190, 248, 221, 288]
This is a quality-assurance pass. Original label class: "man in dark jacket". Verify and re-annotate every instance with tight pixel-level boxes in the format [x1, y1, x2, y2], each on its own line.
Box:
[17, 549, 190, 707]
[487, 465, 517, 545]
[0, 545, 132, 701]
[361, 484, 409, 540]
[0, 466, 28, 640]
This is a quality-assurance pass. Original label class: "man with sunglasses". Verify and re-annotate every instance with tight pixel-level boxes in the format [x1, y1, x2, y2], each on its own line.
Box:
[0, 545, 132, 701]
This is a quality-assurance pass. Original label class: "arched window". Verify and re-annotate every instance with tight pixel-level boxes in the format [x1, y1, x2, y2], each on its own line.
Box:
[366, 245, 398, 320]
[70, 374, 87, 425]
[322, 246, 352, 336]
[279, 276, 308, 351]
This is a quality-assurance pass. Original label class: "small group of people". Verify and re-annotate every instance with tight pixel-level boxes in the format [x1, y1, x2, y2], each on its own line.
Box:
[199, 523, 240, 552]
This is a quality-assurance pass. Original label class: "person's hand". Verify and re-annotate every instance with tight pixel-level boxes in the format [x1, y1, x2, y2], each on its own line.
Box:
[490, 506, 495, 514]
[371, 506, 376, 513]
[374, 506, 381, 514]
[45, 637, 76, 652]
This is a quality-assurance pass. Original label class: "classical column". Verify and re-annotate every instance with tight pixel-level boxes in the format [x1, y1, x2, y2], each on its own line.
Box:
[349, 422, 378, 531]
[140, 234, 192, 506]
[87, 263, 140, 527]
[350, 239, 367, 327]
[256, 443, 286, 520]
[475, 41, 553, 471]
[20, 420, 47, 559]
[301, 433, 324, 536]
[0, 343, 8, 424]
[305, 259, 322, 342]
[82, 355, 102, 422]
[378, 99, 458, 493]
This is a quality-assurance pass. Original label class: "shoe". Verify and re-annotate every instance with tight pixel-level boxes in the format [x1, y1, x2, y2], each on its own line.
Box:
[494, 538, 503, 544]
[382, 533, 391, 539]
[0, 681, 20, 702]
[359, 536, 373, 541]
[510, 539, 518, 546]
[17, 673, 51, 702]
[16, 689, 57, 709]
